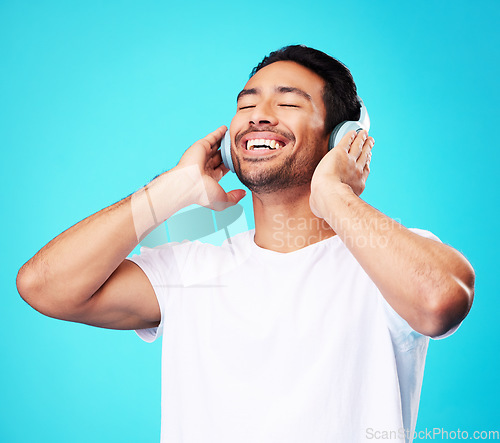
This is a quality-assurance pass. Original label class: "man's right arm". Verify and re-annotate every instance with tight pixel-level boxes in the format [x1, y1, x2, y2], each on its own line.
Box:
[16, 126, 245, 330]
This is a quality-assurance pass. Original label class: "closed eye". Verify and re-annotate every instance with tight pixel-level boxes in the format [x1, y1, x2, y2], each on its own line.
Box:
[279, 104, 299, 108]
[238, 105, 255, 110]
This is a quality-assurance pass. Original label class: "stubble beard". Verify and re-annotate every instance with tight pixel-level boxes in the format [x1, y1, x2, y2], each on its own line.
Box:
[234, 141, 324, 195]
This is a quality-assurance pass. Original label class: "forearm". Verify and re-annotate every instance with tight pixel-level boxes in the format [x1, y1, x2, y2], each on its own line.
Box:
[17, 167, 196, 309]
[320, 184, 474, 336]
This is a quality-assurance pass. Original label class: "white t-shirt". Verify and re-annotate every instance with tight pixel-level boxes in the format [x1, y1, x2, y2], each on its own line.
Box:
[128, 228, 450, 443]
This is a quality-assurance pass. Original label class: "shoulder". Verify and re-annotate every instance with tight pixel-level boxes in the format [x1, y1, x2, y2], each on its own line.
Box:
[129, 229, 255, 283]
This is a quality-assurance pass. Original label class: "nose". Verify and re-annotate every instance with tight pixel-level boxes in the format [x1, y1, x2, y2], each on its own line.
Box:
[249, 102, 278, 127]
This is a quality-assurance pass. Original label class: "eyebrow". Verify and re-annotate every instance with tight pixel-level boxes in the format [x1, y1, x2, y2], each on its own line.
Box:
[236, 86, 312, 102]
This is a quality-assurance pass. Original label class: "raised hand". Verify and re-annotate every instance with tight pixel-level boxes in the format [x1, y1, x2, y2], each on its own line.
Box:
[310, 130, 374, 219]
[174, 125, 246, 211]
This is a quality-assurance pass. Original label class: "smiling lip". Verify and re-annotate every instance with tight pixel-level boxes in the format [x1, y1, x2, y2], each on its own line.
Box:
[239, 131, 291, 152]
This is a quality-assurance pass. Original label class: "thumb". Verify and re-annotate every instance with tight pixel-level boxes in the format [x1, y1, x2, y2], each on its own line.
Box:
[211, 189, 247, 211]
[226, 189, 247, 205]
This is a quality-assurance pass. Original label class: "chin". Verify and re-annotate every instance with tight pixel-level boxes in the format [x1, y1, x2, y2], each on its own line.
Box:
[236, 161, 315, 195]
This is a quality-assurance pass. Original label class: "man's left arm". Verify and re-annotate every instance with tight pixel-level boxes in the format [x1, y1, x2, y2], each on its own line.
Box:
[310, 130, 475, 338]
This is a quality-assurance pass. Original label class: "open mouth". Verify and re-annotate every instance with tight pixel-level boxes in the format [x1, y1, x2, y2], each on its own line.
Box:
[246, 139, 286, 151]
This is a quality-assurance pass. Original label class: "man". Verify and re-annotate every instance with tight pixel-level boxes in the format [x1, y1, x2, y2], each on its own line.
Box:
[17, 45, 474, 442]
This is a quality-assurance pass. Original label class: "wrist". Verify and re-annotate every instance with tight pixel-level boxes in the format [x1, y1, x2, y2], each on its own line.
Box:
[130, 165, 204, 241]
[312, 181, 354, 218]
[151, 165, 210, 214]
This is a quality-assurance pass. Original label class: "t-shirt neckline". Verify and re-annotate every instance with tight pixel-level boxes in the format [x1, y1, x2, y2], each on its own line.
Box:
[249, 229, 342, 258]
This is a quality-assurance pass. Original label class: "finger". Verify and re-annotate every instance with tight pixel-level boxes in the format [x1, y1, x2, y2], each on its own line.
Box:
[208, 156, 230, 182]
[357, 137, 374, 169]
[226, 189, 246, 205]
[335, 130, 357, 152]
[215, 161, 230, 178]
[364, 151, 372, 172]
[211, 189, 247, 211]
[195, 125, 227, 155]
[348, 130, 368, 159]
[202, 125, 227, 150]
[362, 152, 371, 182]
[207, 150, 223, 170]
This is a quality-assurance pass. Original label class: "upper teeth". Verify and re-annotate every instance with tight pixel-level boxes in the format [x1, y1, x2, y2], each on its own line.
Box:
[246, 139, 284, 150]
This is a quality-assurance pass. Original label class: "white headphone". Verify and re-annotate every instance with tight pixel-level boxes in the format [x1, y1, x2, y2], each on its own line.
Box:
[221, 97, 370, 173]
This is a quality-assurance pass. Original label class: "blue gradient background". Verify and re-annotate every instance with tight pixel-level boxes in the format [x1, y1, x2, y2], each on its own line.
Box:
[1, 1, 498, 441]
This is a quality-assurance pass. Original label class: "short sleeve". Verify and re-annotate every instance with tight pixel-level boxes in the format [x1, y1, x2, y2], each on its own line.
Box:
[380, 293, 427, 350]
[127, 244, 181, 343]
[407, 227, 441, 243]
[127, 239, 218, 342]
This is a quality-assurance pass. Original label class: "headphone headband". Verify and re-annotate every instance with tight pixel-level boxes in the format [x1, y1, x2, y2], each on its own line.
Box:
[358, 98, 370, 130]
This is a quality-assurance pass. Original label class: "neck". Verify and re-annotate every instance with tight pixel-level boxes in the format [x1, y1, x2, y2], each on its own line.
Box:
[252, 186, 336, 253]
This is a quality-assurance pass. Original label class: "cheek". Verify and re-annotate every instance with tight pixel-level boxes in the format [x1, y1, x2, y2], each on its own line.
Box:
[312, 118, 325, 132]
[229, 114, 244, 143]
[310, 107, 326, 131]
[308, 99, 328, 131]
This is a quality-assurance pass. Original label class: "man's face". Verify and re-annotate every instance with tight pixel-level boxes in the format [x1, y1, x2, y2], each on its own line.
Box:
[230, 61, 330, 194]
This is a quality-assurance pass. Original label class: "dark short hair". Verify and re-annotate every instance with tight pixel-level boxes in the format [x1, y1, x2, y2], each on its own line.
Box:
[251, 45, 360, 134]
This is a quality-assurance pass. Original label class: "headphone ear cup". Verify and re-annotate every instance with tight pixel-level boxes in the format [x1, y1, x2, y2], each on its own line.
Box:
[220, 131, 235, 172]
[329, 121, 363, 150]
